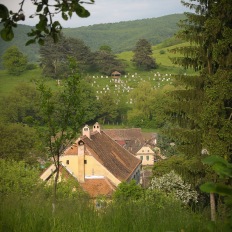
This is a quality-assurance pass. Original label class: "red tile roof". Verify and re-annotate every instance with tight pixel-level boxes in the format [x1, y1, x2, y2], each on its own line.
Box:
[80, 177, 116, 198]
[104, 128, 145, 154]
[81, 131, 141, 182]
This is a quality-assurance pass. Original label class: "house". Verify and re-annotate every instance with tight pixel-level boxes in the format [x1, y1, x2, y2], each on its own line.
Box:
[104, 128, 161, 166]
[40, 122, 142, 198]
[135, 146, 155, 166]
[104, 128, 145, 154]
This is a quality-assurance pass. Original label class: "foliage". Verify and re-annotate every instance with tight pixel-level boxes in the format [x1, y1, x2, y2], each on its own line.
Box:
[0, 14, 185, 66]
[0, 0, 94, 44]
[63, 14, 185, 53]
[2, 45, 27, 75]
[200, 155, 232, 229]
[96, 92, 119, 124]
[166, 0, 232, 160]
[149, 170, 198, 205]
[0, 159, 40, 196]
[0, 83, 40, 125]
[113, 180, 143, 202]
[40, 35, 94, 78]
[37, 58, 96, 202]
[0, 123, 43, 164]
[93, 50, 125, 75]
[127, 82, 173, 128]
[132, 39, 157, 70]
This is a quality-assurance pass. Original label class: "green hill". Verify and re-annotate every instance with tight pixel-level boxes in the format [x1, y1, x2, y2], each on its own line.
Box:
[0, 14, 185, 66]
[63, 14, 185, 53]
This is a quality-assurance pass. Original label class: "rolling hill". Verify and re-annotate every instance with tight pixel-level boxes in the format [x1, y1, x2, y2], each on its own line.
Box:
[0, 14, 185, 65]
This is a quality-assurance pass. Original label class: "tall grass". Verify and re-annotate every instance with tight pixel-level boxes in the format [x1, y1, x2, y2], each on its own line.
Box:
[0, 194, 226, 232]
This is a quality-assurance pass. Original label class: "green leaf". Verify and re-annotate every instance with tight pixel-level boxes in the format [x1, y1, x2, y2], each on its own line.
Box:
[38, 38, 45, 46]
[62, 12, 68, 21]
[25, 39, 36, 46]
[200, 182, 217, 193]
[36, 4, 43, 13]
[0, 27, 14, 41]
[0, 4, 9, 19]
[202, 155, 228, 166]
[200, 182, 232, 196]
[75, 5, 90, 18]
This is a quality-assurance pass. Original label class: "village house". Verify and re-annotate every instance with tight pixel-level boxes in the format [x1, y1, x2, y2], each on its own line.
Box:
[104, 128, 161, 166]
[40, 122, 142, 198]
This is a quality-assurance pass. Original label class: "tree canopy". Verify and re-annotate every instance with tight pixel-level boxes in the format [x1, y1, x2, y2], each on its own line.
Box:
[2, 45, 27, 75]
[132, 39, 157, 70]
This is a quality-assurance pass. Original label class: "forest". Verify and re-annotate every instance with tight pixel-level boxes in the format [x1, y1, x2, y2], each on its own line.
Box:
[0, 0, 231, 231]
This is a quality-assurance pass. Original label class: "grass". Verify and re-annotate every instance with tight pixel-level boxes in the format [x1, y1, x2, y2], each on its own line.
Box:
[0, 68, 63, 97]
[117, 42, 197, 76]
[0, 194, 226, 232]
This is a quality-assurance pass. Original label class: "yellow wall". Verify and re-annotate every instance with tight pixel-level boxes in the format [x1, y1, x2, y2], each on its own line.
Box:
[60, 154, 121, 186]
[60, 155, 79, 178]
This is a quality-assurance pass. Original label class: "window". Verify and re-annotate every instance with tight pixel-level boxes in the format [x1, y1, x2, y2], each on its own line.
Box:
[146, 156, 149, 161]
[84, 160, 87, 164]
[140, 156, 143, 160]
[66, 160, 69, 165]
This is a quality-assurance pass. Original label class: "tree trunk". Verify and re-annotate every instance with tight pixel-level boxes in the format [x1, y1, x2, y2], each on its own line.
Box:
[210, 192, 216, 221]
[52, 156, 60, 214]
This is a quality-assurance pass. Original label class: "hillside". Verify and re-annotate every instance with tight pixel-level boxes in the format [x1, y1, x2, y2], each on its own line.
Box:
[63, 14, 185, 53]
[0, 14, 184, 65]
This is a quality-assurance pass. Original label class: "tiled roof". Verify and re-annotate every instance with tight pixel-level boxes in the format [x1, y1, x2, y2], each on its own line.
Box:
[63, 143, 78, 155]
[104, 128, 145, 154]
[81, 131, 141, 182]
[80, 177, 116, 198]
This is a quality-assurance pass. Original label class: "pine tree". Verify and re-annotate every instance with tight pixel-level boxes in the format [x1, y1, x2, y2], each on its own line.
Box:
[132, 39, 157, 70]
[167, 0, 232, 222]
[167, 0, 232, 160]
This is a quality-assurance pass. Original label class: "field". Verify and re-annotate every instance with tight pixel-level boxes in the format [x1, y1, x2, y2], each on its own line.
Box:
[0, 42, 197, 98]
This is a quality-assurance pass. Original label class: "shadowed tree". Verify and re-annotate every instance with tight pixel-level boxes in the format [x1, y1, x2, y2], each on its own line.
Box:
[132, 38, 157, 70]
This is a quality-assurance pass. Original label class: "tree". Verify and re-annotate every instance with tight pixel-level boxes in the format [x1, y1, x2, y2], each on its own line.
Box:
[167, 0, 232, 159]
[40, 35, 94, 78]
[93, 50, 125, 75]
[200, 155, 232, 228]
[96, 92, 119, 124]
[166, 0, 232, 221]
[131, 39, 157, 70]
[0, 123, 43, 164]
[149, 170, 198, 205]
[2, 46, 27, 75]
[37, 58, 95, 210]
[0, 0, 94, 44]
[127, 82, 171, 128]
[0, 83, 40, 125]
[0, 159, 40, 197]
[113, 180, 143, 202]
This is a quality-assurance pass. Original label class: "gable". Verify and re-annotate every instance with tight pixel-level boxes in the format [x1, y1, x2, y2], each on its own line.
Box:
[137, 146, 154, 154]
[81, 131, 141, 182]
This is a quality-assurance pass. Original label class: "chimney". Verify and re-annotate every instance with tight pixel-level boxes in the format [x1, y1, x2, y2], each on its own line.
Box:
[93, 122, 101, 133]
[77, 140, 85, 183]
[82, 125, 90, 138]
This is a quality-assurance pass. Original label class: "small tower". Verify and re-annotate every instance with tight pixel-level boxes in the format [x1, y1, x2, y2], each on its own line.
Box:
[93, 122, 101, 133]
[82, 125, 90, 138]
